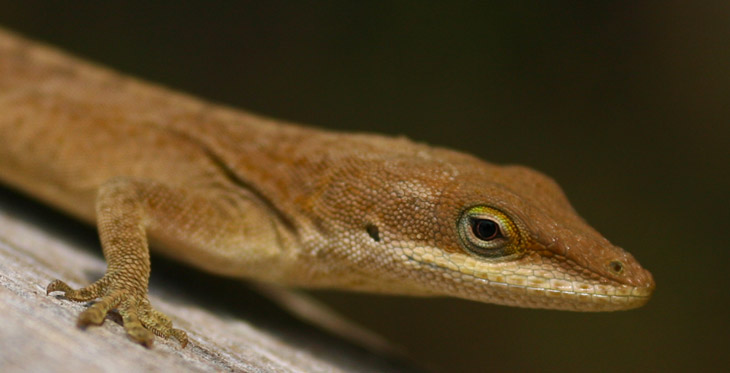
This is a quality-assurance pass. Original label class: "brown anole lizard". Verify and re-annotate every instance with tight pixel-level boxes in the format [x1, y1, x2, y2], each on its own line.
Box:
[0, 27, 654, 348]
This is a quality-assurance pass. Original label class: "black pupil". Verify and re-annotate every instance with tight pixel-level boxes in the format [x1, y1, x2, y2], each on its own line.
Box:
[472, 219, 499, 240]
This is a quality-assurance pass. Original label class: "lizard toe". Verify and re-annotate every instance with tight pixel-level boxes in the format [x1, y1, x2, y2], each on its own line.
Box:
[47, 276, 112, 301]
[170, 328, 189, 348]
[76, 290, 125, 327]
[118, 297, 156, 347]
[137, 299, 188, 347]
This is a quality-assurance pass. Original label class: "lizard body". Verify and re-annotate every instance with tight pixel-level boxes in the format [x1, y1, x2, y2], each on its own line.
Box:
[0, 28, 654, 347]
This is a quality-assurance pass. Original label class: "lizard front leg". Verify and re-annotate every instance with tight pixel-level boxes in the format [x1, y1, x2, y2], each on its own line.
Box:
[46, 175, 290, 347]
[46, 178, 192, 347]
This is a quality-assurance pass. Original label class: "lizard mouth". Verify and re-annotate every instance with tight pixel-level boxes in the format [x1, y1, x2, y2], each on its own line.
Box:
[404, 254, 653, 311]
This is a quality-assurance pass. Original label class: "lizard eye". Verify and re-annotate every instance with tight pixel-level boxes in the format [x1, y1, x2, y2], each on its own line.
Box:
[458, 206, 522, 258]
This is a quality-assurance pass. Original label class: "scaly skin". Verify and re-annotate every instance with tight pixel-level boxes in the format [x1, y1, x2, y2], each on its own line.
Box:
[0, 28, 654, 347]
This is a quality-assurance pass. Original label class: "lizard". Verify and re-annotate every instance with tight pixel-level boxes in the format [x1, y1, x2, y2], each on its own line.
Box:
[0, 27, 655, 348]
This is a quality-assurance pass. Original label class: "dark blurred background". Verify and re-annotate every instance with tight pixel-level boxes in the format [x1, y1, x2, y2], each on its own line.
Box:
[0, 2, 727, 372]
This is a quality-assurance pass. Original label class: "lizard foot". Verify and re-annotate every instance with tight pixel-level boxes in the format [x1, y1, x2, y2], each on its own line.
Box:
[47, 279, 188, 348]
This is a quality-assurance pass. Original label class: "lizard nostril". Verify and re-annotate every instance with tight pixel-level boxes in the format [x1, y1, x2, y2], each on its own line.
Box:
[608, 260, 624, 275]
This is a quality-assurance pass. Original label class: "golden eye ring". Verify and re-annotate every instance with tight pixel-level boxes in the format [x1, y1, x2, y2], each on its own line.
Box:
[457, 206, 523, 259]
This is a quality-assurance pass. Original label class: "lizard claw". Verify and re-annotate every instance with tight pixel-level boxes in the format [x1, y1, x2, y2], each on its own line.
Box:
[46, 278, 187, 348]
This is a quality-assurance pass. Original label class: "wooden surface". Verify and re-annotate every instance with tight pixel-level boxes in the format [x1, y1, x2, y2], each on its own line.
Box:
[0, 187, 421, 373]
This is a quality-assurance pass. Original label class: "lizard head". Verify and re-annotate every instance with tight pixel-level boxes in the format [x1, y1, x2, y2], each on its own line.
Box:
[423, 161, 656, 311]
[306, 143, 655, 311]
